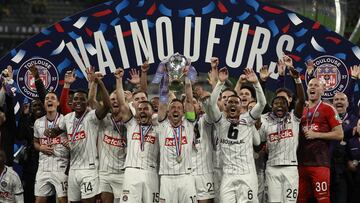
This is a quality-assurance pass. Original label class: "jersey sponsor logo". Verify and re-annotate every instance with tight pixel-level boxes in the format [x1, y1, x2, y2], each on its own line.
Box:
[103, 134, 126, 147]
[0, 191, 10, 198]
[305, 55, 349, 99]
[16, 57, 59, 99]
[165, 136, 188, 146]
[302, 124, 319, 132]
[68, 131, 86, 142]
[131, 132, 156, 144]
[40, 137, 62, 145]
[220, 138, 244, 145]
[268, 129, 294, 142]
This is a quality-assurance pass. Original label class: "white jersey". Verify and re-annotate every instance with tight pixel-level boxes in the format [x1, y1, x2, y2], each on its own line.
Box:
[215, 113, 257, 175]
[259, 111, 300, 166]
[192, 115, 214, 175]
[157, 119, 196, 175]
[98, 114, 127, 173]
[34, 114, 69, 172]
[0, 166, 23, 203]
[58, 110, 99, 170]
[124, 117, 159, 172]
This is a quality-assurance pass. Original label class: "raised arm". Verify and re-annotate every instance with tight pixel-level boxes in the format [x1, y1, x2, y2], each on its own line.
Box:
[114, 68, 132, 122]
[60, 70, 75, 114]
[245, 68, 266, 119]
[203, 68, 227, 122]
[86, 67, 100, 110]
[285, 56, 305, 118]
[184, 67, 195, 121]
[29, 65, 46, 104]
[94, 76, 111, 120]
[140, 59, 149, 92]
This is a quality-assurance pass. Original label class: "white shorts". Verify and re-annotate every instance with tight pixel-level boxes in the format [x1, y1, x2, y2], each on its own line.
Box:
[193, 173, 215, 200]
[257, 169, 265, 203]
[35, 170, 68, 197]
[68, 169, 99, 201]
[160, 174, 197, 203]
[99, 171, 124, 199]
[265, 165, 298, 203]
[121, 168, 159, 203]
[220, 173, 258, 203]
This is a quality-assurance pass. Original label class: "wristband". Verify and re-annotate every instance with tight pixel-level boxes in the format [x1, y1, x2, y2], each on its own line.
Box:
[294, 78, 302, 84]
[185, 111, 196, 121]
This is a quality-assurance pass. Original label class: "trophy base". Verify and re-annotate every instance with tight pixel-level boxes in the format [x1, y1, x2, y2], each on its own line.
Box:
[169, 80, 184, 92]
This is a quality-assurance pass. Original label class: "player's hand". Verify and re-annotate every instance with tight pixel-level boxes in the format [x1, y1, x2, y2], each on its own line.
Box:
[210, 57, 219, 69]
[348, 160, 358, 172]
[237, 74, 247, 84]
[277, 58, 286, 76]
[244, 68, 258, 84]
[283, 55, 293, 68]
[40, 145, 54, 155]
[127, 69, 140, 85]
[183, 66, 190, 76]
[141, 58, 150, 73]
[64, 70, 76, 85]
[29, 65, 39, 78]
[62, 140, 70, 149]
[207, 70, 218, 88]
[85, 67, 95, 82]
[44, 128, 56, 138]
[288, 66, 300, 79]
[124, 90, 132, 102]
[218, 67, 228, 82]
[305, 59, 315, 76]
[114, 68, 124, 79]
[350, 65, 360, 79]
[259, 66, 271, 82]
[304, 130, 318, 140]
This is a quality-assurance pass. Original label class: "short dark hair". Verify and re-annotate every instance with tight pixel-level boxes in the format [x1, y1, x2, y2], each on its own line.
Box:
[133, 90, 148, 99]
[240, 85, 256, 99]
[220, 88, 237, 97]
[275, 88, 293, 98]
[227, 95, 241, 101]
[74, 89, 88, 97]
[170, 98, 184, 107]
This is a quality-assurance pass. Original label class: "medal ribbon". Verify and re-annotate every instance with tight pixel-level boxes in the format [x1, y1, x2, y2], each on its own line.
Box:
[172, 126, 182, 157]
[341, 113, 348, 122]
[139, 125, 152, 151]
[71, 111, 88, 143]
[111, 117, 127, 148]
[305, 100, 322, 130]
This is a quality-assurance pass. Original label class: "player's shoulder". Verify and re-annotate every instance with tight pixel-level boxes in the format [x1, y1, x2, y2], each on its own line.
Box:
[5, 166, 19, 178]
[320, 102, 337, 112]
[64, 111, 75, 120]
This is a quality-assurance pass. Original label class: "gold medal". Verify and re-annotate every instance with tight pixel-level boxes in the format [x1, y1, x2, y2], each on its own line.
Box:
[176, 156, 182, 163]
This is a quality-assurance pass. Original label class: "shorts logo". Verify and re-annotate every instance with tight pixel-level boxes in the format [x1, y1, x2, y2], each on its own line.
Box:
[17, 57, 59, 99]
[122, 195, 128, 202]
[305, 55, 349, 99]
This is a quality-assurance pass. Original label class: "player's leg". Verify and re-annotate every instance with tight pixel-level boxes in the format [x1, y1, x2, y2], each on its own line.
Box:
[194, 173, 215, 203]
[121, 168, 143, 202]
[297, 166, 311, 203]
[178, 175, 197, 203]
[99, 172, 115, 203]
[34, 171, 53, 203]
[159, 175, 178, 203]
[265, 166, 282, 203]
[309, 166, 330, 203]
[143, 170, 159, 203]
[219, 174, 236, 203]
[50, 171, 68, 203]
[68, 169, 82, 203]
[237, 173, 258, 203]
[213, 167, 222, 203]
[282, 166, 298, 203]
[79, 169, 99, 203]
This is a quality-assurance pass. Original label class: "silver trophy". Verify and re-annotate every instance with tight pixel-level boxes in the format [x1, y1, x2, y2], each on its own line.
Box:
[165, 53, 190, 90]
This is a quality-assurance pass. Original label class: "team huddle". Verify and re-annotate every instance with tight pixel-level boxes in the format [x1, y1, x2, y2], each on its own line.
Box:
[2, 54, 360, 203]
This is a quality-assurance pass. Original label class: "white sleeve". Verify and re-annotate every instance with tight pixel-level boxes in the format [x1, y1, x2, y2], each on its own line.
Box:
[249, 82, 266, 120]
[202, 81, 224, 123]
[58, 114, 67, 131]
[33, 120, 40, 139]
[259, 122, 267, 142]
[252, 126, 261, 146]
[13, 173, 24, 203]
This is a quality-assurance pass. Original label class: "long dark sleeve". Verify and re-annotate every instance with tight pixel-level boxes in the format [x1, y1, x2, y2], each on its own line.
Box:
[4, 94, 15, 166]
[35, 78, 46, 104]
